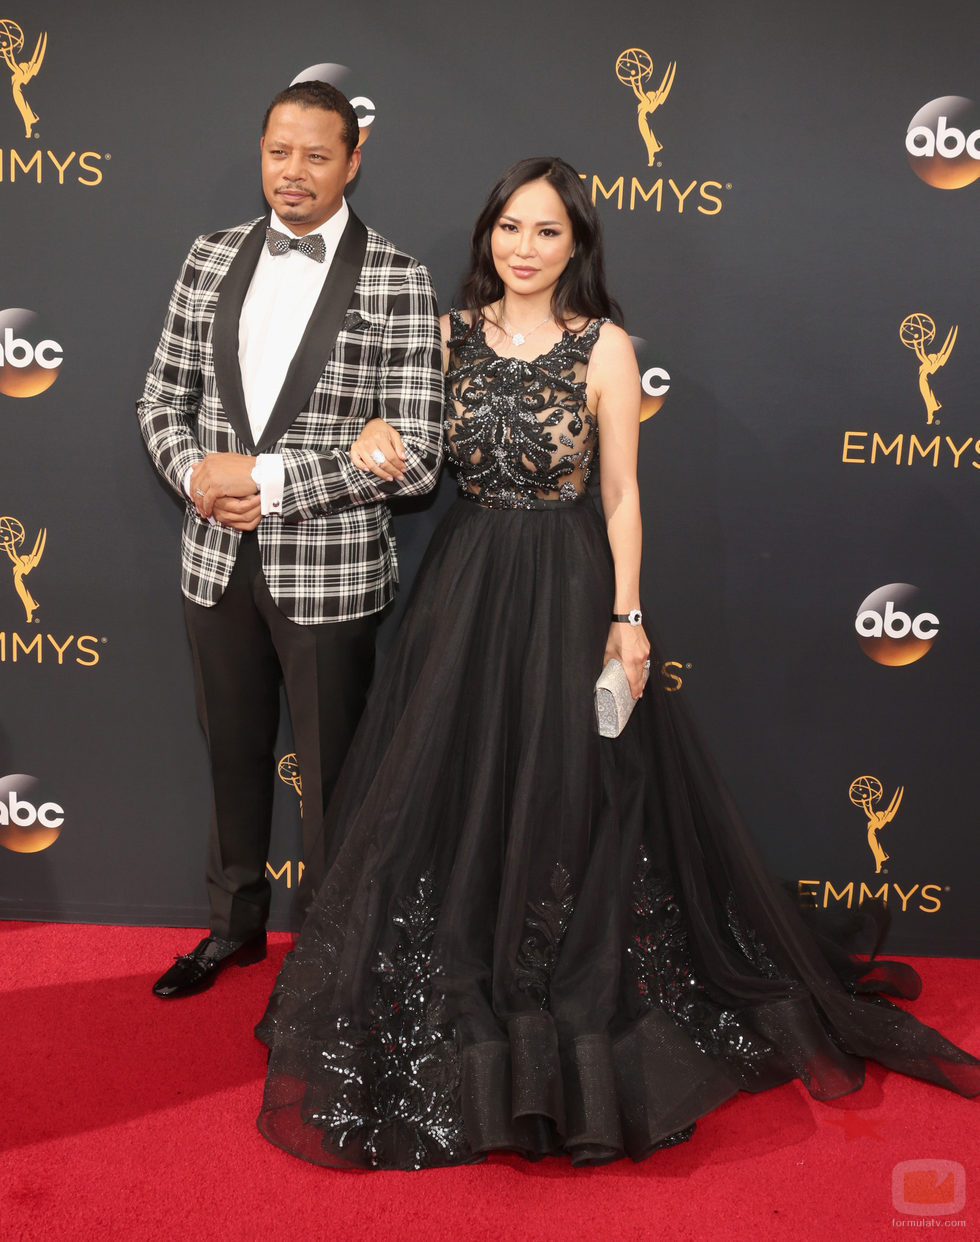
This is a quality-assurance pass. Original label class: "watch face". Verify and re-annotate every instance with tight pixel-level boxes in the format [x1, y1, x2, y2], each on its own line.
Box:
[628, 609, 643, 626]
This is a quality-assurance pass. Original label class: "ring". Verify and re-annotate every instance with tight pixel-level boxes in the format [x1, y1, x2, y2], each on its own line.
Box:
[643, 660, 651, 668]
[195, 488, 205, 496]
[370, 449, 386, 466]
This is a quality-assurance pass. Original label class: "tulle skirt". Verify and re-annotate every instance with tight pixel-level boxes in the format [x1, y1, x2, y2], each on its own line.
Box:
[256, 496, 980, 1169]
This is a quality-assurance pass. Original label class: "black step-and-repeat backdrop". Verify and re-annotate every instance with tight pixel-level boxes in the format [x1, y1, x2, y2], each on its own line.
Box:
[1, 1, 977, 955]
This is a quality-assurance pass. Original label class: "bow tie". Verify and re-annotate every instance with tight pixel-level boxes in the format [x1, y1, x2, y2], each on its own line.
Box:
[265, 227, 326, 263]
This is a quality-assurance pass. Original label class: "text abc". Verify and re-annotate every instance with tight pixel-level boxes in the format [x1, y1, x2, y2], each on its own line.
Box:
[0, 328, 62, 369]
[855, 601, 939, 641]
[906, 116, 980, 160]
[0, 791, 64, 828]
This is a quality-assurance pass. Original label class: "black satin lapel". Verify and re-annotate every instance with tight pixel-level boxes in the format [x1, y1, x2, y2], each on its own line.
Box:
[256, 213, 369, 453]
[212, 217, 268, 452]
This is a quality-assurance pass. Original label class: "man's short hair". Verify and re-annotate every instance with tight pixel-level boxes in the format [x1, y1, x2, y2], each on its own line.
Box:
[261, 81, 359, 156]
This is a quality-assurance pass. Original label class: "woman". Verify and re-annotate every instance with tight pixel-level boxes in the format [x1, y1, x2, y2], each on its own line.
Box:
[256, 158, 979, 1170]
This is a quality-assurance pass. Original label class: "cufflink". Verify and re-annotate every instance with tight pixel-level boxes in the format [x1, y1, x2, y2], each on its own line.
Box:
[250, 456, 283, 513]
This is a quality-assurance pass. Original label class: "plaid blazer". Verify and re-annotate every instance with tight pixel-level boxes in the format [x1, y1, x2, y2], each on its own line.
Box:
[137, 212, 444, 623]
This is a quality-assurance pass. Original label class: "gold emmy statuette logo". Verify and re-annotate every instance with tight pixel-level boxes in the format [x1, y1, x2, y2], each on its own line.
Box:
[1, 514, 45, 623]
[278, 752, 303, 815]
[849, 775, 903, 875]
[0, 18, 45, 139]
[900, 313, 957, 425]
[616, 47, 675, 166]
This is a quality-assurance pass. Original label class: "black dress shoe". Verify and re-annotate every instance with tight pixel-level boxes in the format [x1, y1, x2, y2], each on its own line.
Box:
[152, 931, 267, 998]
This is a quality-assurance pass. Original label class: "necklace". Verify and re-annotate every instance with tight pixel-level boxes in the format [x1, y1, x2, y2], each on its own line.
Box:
[497, 304, 553, 347]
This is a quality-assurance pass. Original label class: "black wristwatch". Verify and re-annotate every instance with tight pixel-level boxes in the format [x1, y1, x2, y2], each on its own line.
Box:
[612, 609, 643, 626]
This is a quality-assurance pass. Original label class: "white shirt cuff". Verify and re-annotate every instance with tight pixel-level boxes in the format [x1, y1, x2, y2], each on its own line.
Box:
[251, 453, 284, 516]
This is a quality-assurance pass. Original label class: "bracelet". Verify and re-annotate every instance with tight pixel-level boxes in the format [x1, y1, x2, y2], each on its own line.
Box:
[612, 609, 643, 626]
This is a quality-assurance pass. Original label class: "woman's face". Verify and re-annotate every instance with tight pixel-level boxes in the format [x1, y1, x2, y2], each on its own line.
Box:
[490, 178, 575, 301]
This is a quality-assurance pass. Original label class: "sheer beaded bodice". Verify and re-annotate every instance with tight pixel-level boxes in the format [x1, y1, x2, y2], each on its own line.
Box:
[444, 308, 605, 509]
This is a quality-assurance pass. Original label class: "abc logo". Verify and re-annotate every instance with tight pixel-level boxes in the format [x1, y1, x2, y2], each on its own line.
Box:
[855, 584, 939, 666]
[291, 63, 375, 145]
[906, 96, 980, 189]
[0, 308, 63, 398]
[630, 337, 671, 421]
[0, 773, 65, 853]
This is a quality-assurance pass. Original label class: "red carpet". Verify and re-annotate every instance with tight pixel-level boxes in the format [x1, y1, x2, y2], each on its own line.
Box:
[1, 921, 976, 1241]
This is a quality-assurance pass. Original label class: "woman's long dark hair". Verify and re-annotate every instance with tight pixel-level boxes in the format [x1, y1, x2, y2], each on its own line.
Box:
[460, 157, 623, 332]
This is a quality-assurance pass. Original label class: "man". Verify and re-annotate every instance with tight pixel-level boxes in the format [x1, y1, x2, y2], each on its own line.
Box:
[137, 81, 443, 998]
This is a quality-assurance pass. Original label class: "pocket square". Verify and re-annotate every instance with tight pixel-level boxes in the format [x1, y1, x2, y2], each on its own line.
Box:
[342, 310, 370, 332]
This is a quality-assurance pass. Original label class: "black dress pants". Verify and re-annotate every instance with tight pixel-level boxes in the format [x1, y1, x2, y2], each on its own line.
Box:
[184, 532, 377, 940]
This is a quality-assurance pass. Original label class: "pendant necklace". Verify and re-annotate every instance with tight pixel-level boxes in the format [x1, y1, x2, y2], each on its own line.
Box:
[497, 303, 552, 347]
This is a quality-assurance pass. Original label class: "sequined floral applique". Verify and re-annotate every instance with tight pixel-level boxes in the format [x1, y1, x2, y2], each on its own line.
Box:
[310, 875, 468, 1169]
[514, 863, 576, 1008]
[627, 846, 776, 1074]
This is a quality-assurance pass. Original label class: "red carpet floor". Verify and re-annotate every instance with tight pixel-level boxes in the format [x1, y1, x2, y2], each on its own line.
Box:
[1, 920, 977, 1242]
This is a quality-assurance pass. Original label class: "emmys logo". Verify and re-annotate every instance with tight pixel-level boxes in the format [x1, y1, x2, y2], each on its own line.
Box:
[0, 22, 109, 187]
[900, 313, 957, 425]
[267, 752, 304, 888]
[291, 63, 376, 147]
[849, 775, 903, 875]
[799, 774, 944, 917]
[616, 48, 676, 167]
[0, 308, 62, 397]
[842, 314, 978, 470]
[906, 96, 980, 189]
[1, 514, 44, 622]
[576, 46, 727, 217]
[855, 584, 939, 666]
[0, 516, 104, 667]
[0, 773, 64, 853]
[630, 337, 671, 421]
[277, 751, 302, 813]
[0, 17, 43, 139]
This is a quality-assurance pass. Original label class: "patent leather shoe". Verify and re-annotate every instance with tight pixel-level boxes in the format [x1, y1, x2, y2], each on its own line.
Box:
[152, 931, 267, 998]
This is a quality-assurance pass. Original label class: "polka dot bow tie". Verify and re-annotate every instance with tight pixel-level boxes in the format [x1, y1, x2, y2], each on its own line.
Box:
[265, 227, 326, 263]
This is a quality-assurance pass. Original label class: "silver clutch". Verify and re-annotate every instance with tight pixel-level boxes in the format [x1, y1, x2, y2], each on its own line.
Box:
[594, 657, 649, 738]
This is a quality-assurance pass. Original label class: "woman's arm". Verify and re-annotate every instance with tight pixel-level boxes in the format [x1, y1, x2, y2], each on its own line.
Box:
[589, 324, 651, 698]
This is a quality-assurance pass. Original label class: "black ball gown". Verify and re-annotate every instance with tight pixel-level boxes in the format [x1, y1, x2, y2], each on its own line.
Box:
[255, 310, 980, 1169]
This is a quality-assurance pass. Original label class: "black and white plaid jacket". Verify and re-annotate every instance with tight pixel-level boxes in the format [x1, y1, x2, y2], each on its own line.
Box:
[137, 212, 444, 623]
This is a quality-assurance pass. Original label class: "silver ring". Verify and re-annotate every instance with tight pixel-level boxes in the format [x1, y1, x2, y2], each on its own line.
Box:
[195, 488, 205, 496]
[643, 660, 651, 669]
[370, 449, 386, 466]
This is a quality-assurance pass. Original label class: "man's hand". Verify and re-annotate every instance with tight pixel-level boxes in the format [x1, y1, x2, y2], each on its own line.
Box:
[190, 453, 257, 518]
[212, 494, 262, 531]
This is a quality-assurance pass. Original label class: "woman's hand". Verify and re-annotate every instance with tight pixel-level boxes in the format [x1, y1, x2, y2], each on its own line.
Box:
[604, 621, 651, 699]
[350, 418, 407, 482]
